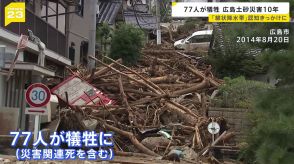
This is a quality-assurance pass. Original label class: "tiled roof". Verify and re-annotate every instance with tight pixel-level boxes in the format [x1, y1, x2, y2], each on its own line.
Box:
[127, 4, 149, 13]
[97, 0, 122, 25]
[124, 11, 157, 30]
[97, 0, 156, 30]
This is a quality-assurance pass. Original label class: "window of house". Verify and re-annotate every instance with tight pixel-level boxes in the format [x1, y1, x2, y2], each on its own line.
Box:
[23, 50, 38, 63]
[69, 42, 76, 65]
[76, 0, 84, 16]
[41, 1, 66, 34]
[80, 41, 88, 66]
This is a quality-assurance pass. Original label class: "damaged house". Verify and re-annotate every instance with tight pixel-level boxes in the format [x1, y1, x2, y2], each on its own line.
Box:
[97, 0, 157, 36]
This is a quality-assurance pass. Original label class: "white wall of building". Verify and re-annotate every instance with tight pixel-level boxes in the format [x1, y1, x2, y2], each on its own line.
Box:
[67, 1, 97, 65]
[0, 41, 24, 107]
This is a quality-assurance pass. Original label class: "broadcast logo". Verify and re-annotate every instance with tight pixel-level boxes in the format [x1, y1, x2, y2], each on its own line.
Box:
[5, 2, 26, 26]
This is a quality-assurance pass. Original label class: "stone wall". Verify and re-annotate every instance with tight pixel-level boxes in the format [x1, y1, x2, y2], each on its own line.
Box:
[208, 107, 252, 143]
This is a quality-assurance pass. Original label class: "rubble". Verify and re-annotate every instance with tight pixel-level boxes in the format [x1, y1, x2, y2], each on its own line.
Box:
[58, 49, 235, 162]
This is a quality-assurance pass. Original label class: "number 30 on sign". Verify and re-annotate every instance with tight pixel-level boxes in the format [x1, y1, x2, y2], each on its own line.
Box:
[25, 83, 51, 108]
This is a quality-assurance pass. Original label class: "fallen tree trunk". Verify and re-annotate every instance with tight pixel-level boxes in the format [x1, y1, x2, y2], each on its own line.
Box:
[118, 75, 137, 126]
[170, 80, 209, 97]
[134, 75, 178, 84]
[165, 102, 198, 126]
[97, 118, 160, 157]
[57, 49, 236, 161]
[130, 94, 166, 106]
[87, 58, 122, 80]
[104, 56, 165, 94]
[185, 65, 220, 87]
[169, 101, 200, 118]
[157, 83, 199, 88]
[124, 88, 160, 97]
[89, 56, 161, 94]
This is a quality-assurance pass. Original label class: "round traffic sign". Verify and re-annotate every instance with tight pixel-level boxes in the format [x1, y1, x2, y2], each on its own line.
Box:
[207, 122, 220, 135]
[25, 83, 51, 107]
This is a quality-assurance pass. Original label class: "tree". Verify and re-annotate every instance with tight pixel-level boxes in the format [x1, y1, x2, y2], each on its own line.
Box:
[240, 49, 294, 164]
[110, 23, 145, 66]
[208, 23, 265, 78]
[238, 0, 294, 162]
[96, 23, 112, 58]
[212, 76, 272, 109]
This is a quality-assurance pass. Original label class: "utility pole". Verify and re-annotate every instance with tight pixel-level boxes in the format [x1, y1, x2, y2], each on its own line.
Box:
[88, 0, 97, 70]
[156, 0, 161, 45]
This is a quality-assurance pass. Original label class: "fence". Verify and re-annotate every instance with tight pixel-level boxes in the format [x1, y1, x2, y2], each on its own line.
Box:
[208, 107, 252, 142]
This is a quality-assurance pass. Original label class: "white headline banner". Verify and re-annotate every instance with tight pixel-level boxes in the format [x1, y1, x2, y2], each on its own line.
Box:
[172, 2, 290, 17]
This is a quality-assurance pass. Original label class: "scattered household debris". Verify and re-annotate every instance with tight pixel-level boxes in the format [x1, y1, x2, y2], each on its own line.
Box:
[55, 48, 238, 163]
[51, 75, 114, 107]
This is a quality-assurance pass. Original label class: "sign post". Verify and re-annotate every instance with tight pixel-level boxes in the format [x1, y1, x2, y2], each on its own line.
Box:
[208, 121, 220, 142]
[25, 83, 51, 142]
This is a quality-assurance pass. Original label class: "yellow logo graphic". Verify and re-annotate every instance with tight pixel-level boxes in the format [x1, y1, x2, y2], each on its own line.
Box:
[172, 2, 177, 7]
[5, 2, 26, 26]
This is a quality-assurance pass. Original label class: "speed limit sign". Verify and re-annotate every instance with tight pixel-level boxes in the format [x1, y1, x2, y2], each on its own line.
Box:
[25, 83, 51, 108]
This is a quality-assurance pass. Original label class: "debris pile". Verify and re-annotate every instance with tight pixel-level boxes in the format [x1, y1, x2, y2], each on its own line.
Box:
[61, 50, 234, 162]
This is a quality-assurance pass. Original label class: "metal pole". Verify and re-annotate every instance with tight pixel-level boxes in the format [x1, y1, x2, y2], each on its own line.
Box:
[156, 0, 161, 45]
[88, 0, 97, 70]
[212, 134, 215, 142]
[33, 115, 40, 142]
[46, 0, 48, 22]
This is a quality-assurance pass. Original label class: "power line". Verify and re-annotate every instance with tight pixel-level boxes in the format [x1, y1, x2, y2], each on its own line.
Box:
[131, 0, 143, 30]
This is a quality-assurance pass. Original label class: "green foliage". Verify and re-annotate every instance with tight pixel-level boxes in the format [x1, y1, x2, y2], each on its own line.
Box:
[208, 23, 265, 78]
[177, 18, 205, 34]
[240, 41, 294, 163]
[213, 76, 273, 108]
[96, 23, 112, 41]
[160, 0, 172, 22]
[261, 50, 294, 85]
[240, 28, 294, 163]
[240, 86, 294, 164]
[110, 23, 145, 66]
[97, 23, 112, 56]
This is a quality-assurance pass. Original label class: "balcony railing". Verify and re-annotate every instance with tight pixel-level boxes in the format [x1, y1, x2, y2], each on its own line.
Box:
[0, 0, 66, 57]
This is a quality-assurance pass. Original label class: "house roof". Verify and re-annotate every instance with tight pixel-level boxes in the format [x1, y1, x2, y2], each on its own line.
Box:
[123, 11, 157, 30]
[97, 1, 156, 30]
[127, 4, 149, 13]
[97, 0, 122, 25]
[49, 0, 79, 6]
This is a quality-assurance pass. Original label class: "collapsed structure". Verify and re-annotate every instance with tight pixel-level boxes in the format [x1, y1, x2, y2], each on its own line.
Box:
[57, 44, 237, 163]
